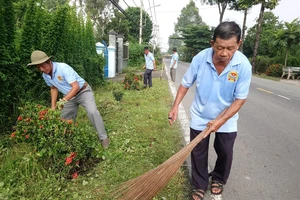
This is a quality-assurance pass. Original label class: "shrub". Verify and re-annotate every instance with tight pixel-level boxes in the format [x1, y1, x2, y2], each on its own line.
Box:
[113, 90, 124, 102]
[123, 72, 143, 90]
[128, 43, 144, 67]
[11, 103, 102, 178]
[255, 56, 273, 74]
[265, 64, 283, 77]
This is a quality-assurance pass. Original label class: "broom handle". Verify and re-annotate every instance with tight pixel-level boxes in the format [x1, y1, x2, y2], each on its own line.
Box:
[185, 108, 228, 151]
[163, 108, 228, 166]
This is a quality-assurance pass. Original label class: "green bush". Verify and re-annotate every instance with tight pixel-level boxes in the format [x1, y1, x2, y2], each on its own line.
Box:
[255, 56, 273, 74]
[265, 63, 283, 77]
[112, 90, 124, 102]
[123, 72, 143, 90]
[11, 103, 102, 178]
[128, 43, 144, 67]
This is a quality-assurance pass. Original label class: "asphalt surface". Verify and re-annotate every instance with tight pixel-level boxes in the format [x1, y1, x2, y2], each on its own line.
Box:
[164, 58, 300, 200]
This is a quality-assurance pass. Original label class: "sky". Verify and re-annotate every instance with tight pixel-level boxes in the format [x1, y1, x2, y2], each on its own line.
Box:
[119, 0, 300, 52]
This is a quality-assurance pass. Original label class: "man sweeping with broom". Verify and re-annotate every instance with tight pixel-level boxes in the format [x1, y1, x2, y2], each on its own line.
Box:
[168, 21, 252, 200]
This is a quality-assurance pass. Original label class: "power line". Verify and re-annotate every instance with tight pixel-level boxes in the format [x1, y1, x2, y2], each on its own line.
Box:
[109, 0, 143, 29]
[131, 0, 138, 7]
[147, 0, 153, 23]
[152, 0, 158, 25]
[122, 0, 130, 8]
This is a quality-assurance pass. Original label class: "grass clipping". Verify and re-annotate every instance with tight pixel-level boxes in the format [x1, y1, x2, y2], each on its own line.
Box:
[114, 109, 227, 200]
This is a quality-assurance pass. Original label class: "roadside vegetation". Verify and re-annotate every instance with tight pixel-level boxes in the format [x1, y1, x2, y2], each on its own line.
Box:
[0, 77, 190, 199]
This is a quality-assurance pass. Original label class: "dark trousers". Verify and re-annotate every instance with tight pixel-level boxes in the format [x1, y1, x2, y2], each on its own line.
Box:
[143, 69, 153, 87]
[190, 128, 237, 190]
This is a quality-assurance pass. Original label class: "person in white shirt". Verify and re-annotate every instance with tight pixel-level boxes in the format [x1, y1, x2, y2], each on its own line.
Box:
[143, 47, 156, 88]
[170, 47, 179, 82]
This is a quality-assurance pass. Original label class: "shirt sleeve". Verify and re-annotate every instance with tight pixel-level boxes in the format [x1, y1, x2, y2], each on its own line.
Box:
[62, 64, 77, 84]
[234, 61, 252, 99]
[150, 54, 155, 61]
[181, 56, 199, 88]
[175, 54, 179, 61]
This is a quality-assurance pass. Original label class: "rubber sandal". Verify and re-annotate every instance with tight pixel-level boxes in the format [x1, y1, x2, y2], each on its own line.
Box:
[191, 189, 204, 200]
[211, 179, 223, 195]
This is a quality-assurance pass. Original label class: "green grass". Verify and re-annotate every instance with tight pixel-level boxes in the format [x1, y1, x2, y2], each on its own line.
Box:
[0, 78, 191, 199]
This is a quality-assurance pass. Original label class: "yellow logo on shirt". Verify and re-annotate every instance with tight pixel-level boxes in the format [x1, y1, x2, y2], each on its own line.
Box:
[57, 75, 63, 82]
[227, 71, 238, 82]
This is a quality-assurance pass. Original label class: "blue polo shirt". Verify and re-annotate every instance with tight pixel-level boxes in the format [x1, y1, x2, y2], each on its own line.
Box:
[42, 62, 86, 95]
[170, 52, 179, 69]
[144, 52, 155, 69]
[181, 48, 252, 132]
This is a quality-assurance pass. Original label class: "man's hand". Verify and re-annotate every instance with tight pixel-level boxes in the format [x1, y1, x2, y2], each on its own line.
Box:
[56, 98, 67, 110]
[203, 118, 226, 138]
[168, 107, 178, 125]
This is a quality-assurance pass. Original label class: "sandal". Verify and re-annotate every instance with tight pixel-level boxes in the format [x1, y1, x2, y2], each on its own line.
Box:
[211, 179, 223, 195]
[191, 189, 205, 200]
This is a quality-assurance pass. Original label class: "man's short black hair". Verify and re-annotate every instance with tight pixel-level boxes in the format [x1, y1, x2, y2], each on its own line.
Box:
[172, 47, 177, 52]
[213, 21, 241, 43]
[144, 46, 149, 50]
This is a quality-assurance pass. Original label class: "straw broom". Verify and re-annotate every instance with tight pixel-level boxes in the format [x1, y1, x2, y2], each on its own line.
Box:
[113, 109, 227, 200]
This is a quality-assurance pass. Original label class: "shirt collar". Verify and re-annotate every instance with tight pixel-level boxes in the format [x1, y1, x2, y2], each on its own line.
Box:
[206, 48, 242, 67]
[43, 61, 57, 78]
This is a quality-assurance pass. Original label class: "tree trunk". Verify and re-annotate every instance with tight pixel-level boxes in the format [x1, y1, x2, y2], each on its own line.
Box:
[240, 8, 248, 53]
[218, 3, 227, 23]
[284, 48, 288, 67]
[251, 2, 265, 73]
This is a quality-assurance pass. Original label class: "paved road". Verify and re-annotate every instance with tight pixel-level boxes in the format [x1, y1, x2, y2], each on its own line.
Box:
[164, 59, 300, 200]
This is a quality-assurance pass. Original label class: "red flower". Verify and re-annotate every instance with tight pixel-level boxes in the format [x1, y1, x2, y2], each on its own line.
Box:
[72, 172, 78, 179]
[70, 152, 76, 159]
[23, 130, 27, 133]
[25, 134, 29, 139]
[25, 118, 31, 123]
[65, 157, 73, 165]
[39, 110, 48, 115]
[39, 125, 43, 129]
[67, 119, 73, 125]
[17, 116, 23, 121]
[11, 132, 16, 138]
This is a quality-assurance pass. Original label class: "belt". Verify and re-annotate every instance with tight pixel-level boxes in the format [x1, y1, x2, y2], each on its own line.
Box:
[76, 82, 88, 95]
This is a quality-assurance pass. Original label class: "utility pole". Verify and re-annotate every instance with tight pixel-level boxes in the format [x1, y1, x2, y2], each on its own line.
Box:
[139, 0, 143, 44]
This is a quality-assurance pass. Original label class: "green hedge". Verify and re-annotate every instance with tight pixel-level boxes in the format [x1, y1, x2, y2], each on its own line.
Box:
[0, 0, 105, 133]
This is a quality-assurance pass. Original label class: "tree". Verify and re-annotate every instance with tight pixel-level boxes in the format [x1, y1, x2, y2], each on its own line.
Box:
[43, 0, 69, 11]
[175, 0, 204, 34]
[170, 0, 205, 60]
[200, 0, 235, 23]
[85, 0, 119, 41]
[230, 0, 255, 52]
[273, 19, 300, 68]
[104, 10, 130, 42]
[106, 7, 153, 43]
[251, 0, 280, 72]
[179, 25, 213, 51]
[243, 12, 282, 58]
[168, 33, 183, 53]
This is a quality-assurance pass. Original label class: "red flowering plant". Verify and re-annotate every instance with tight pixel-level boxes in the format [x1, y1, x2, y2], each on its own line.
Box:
[265, 64, 283, 77]
[123, 72, 143, 90]
[12, 103, 102, 178]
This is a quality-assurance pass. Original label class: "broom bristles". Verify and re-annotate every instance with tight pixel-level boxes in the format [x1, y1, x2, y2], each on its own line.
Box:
[113, 109, 227, 200]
